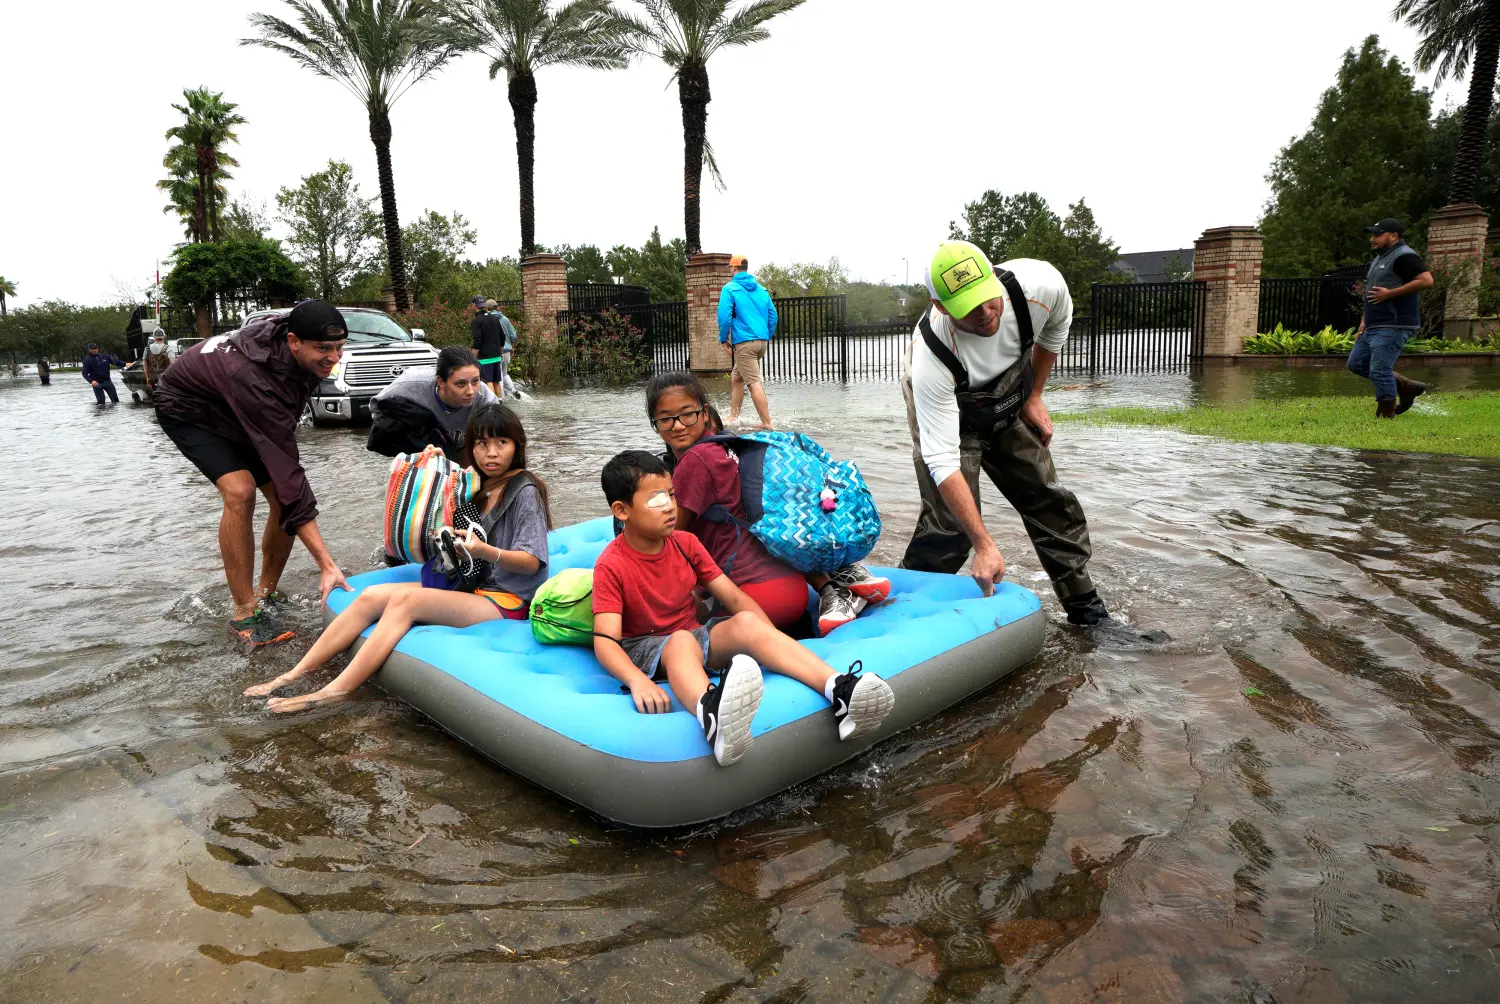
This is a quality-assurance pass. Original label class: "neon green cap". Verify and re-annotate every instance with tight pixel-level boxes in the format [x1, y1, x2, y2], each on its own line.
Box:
[925, 240, 1004, 319]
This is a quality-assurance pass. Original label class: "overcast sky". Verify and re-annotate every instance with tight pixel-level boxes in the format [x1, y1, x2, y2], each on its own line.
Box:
[1, 0, 1464, 308]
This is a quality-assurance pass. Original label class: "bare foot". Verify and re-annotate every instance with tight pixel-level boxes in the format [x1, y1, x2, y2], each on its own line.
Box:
[244, 673, 296, 698]
[727, 413, 741, 426]
[266, 689, 351, 713]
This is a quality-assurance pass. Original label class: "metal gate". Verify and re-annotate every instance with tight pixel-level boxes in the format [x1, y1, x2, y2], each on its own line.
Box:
[1064, 281, 1208, 373]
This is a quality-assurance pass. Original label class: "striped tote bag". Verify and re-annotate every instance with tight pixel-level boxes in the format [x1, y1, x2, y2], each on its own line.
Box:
[383, 446, 482, 565]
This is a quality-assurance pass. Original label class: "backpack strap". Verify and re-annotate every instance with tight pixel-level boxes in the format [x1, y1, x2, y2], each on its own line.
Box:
[475, 471, 538, 533]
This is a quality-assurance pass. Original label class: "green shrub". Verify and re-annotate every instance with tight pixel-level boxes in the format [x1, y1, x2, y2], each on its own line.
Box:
[1404, 332, 1500, 353]
[562, 308, 650, 387]
[1243, 323, 1356, 354]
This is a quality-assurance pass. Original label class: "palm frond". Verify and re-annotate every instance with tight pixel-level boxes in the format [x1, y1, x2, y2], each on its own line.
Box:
[706, 0, 804, 56]
[1392, 0, 1487, 81]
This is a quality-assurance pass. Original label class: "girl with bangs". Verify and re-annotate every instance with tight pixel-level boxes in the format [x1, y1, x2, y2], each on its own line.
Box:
[245, 402, 552, 712]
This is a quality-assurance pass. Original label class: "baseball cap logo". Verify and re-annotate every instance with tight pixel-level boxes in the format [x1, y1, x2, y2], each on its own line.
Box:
[941, 257, 984, 295]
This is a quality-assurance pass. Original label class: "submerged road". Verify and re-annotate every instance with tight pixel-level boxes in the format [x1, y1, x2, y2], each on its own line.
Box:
[2, 371, 1498, 1002]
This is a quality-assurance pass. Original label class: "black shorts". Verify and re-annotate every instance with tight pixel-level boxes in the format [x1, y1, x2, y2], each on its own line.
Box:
[479, 360, 504, 382]
[159, 415, 270, 487]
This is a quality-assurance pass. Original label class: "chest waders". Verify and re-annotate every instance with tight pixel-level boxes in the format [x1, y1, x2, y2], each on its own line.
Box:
[902, 268, 1099, 607]
[918, 268, 1035, 446]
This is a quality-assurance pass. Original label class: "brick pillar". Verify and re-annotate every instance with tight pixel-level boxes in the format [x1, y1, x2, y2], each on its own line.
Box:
[520, 253, 568, 344]
[687, 252, 734, 374]
[1426, 202, 1489, 332]
[1192, 226, 1263, 356]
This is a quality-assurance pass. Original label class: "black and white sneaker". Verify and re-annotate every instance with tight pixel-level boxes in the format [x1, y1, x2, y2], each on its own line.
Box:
[696, 655, 764, 766]
[829, 661, 895, 741]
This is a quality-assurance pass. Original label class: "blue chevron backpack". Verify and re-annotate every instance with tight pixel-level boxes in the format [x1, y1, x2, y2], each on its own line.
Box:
[694, 431, 881, 574]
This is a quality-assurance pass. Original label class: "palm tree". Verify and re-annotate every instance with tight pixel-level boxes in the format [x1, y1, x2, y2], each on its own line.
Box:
[164, 88, 246, 242]
[0, 276, 15, 317]
[1395, 0, 1500, 205]
[244, 0, 461, 310]
[444, 0, 633, 258]
[159, 141, 232, 242]
[618, 0, 805, 255]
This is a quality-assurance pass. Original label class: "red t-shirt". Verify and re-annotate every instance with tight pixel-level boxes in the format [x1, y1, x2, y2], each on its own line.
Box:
[671, 441, 798, 586]
[593, 530, 723, 638]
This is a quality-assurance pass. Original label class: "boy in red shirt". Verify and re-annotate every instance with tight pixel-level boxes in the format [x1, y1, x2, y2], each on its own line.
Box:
[593, 451, 896, 766]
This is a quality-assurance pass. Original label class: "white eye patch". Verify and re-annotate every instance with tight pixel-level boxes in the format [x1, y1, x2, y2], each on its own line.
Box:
[644, 490, 673, 511]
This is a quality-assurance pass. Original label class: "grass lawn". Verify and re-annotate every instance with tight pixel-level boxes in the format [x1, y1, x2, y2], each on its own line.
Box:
[1055, 391, 1500, 460]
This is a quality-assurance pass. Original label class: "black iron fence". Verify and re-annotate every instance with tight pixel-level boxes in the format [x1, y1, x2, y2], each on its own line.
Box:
[551, 282, 1215, 382]
[1258, 266, 1364, 334]
[843, 320, 916, 381]
[567, 283, 651, 312]
[1058, 281, 1207, 373]
[760, 295, 848, 382]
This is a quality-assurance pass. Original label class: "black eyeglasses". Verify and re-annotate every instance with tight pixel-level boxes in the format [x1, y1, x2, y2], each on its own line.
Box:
[652, 408, 705, 431]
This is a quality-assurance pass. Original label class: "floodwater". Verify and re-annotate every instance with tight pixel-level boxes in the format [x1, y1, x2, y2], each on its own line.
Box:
[2, 368, 1499, 1003]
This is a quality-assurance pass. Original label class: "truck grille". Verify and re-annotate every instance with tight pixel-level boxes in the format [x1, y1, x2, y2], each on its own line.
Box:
[343, 351, 436, 389]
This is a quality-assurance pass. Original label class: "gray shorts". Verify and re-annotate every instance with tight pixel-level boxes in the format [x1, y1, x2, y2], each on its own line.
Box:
[618, 617, 725, 681]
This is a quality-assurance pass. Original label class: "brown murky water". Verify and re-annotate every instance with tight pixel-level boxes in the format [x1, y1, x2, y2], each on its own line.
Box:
[2, 367, 1498, 1003]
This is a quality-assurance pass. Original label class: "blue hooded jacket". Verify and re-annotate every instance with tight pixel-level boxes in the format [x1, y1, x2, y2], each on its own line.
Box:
[717, 272, 778, 345]
[82, 352, 126, 384]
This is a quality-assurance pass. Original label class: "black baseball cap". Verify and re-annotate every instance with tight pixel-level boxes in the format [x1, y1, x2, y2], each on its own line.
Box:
[286, 300, 348, 341]
[1365, 218, 1404, 235]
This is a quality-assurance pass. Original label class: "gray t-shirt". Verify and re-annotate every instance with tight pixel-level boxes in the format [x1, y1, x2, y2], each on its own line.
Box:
[479, 480, 549, 600]
[371, 366, 497, 452]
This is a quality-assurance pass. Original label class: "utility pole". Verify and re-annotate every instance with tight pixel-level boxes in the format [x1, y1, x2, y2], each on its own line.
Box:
[902, 258, 909, 286]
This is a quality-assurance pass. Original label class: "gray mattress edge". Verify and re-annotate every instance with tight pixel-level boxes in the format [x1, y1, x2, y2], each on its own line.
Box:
[336, 608, 1047, 828]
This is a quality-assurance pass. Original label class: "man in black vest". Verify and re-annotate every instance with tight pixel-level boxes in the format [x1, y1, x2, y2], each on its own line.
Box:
[903, 241, 1165, 643]
[1351, 218, 1433, 417]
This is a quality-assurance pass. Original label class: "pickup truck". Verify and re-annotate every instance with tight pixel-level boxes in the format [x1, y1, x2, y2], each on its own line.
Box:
[242, 306, 439, 426]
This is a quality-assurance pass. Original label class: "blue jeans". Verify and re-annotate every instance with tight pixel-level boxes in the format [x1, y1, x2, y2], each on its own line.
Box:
[1347, 328, 1411, 401]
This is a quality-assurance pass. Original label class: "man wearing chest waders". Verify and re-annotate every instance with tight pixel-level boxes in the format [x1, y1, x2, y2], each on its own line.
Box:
[153, 300, 352, 646]
[902, 241, 1167, 644]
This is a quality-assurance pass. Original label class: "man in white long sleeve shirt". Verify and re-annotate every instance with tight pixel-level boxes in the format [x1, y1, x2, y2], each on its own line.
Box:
[901, 241, 1165, 641]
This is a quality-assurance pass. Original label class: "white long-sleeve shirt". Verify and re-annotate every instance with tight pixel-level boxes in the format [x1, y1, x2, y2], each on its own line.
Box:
[909, 258, 1073, 484]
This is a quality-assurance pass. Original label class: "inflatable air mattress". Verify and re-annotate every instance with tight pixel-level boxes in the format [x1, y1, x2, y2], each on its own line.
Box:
[327, 517, 1045, 827]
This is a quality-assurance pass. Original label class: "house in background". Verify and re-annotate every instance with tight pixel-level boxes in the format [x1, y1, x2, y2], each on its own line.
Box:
[1110, 248, 1194, 283]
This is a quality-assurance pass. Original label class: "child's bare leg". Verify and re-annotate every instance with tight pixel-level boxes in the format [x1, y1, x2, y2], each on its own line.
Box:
[708, 611, 836, 693]
[660, 631, 712, 712]
[244, 583, 420, 696]
[267, 589, 503, 712]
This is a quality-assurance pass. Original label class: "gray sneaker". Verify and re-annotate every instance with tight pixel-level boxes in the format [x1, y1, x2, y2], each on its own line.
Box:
[827, 563, 891, 604]
[817, 584, 866, 637]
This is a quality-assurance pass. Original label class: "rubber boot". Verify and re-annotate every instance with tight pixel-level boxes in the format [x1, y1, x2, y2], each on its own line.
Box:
[1061, 590, 1171, 646]
[1376, 398, 1397, 419]
[1393, 373, 1427, 415]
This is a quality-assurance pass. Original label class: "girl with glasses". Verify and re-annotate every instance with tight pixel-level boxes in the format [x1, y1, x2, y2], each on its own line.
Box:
[645, 372, 889, 636]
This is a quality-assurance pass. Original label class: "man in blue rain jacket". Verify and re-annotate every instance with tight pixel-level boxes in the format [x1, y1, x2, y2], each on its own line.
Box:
[717, 255, 778, 429]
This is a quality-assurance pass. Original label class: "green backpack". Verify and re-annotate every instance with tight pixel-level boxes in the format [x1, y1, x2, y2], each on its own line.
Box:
[529, 568, 596, 646]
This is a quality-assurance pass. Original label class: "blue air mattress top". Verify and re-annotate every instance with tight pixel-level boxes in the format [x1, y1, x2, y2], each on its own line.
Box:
[328, 516, 1042, 764]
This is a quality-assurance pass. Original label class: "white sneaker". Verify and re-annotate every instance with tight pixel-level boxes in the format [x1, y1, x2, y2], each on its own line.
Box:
[696, 655, 764, 766]
[829, 661, 895, 741]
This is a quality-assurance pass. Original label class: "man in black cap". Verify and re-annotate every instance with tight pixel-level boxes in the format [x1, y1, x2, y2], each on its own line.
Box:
[154, 300, 352, 645]
[1352, 218, 1433, 418]
[81, 342, 128, 404]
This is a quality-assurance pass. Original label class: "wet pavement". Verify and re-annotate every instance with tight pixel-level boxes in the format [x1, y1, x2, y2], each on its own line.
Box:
[2, 367, 1498, 1002]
